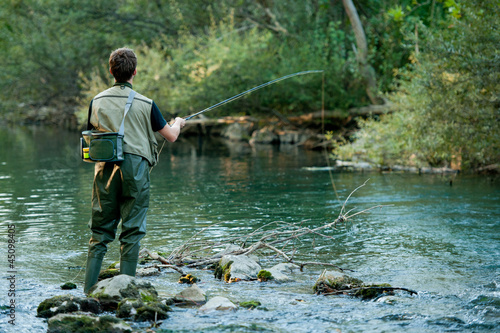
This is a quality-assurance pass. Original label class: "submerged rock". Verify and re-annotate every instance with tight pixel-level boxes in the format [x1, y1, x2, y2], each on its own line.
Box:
[215, 255, 261, 282]
[136, 266, 160, 277]
[199, 296, 237, 312]
[173, 283, 206, 305]
[47, 313, 132, 333]
[37, 295, 101, 318]
[314, 271, 364, 295]
[60, 282, 77, 290]
[239, 300, 262, 309]
[267, 263, 300, 282]
[89, 274, 158, 310]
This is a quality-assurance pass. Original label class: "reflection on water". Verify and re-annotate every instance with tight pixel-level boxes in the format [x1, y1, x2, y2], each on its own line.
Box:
[0, 125, 499, 332]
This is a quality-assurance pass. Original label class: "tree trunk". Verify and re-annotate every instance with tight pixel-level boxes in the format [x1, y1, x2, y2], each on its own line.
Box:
[341, 0, 382, 105]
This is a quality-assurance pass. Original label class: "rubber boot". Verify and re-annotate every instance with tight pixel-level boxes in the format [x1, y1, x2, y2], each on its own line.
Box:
[120, 259, 138, 277]
[84, 256, 103, 294]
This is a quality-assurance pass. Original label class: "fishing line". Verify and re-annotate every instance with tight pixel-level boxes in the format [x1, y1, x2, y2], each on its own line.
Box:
[320, 72, 341, 204]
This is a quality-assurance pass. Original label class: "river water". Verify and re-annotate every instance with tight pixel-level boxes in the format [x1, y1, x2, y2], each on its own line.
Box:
[0, 125, 498, 332]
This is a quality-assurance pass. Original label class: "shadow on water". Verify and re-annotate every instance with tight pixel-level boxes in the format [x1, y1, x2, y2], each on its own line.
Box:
[0, 125, 498, 332]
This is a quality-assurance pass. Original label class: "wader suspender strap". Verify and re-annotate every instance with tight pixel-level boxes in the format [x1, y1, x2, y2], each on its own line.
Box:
[119, 90, 136, 136]
[86, 90, 137, 131]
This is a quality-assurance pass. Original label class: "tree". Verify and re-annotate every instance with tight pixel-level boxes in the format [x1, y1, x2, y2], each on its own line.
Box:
[341, 0, 382, 105]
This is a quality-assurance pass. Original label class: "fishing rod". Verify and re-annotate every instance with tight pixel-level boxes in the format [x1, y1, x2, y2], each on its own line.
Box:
[184, 70, 324, 121]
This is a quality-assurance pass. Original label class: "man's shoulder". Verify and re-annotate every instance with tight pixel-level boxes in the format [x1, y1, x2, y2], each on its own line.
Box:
[133, 91, 153, 106]
[93, 87, 152, 106]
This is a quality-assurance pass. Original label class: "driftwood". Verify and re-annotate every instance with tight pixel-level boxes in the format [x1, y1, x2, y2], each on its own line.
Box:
[142, 180, 389, 273]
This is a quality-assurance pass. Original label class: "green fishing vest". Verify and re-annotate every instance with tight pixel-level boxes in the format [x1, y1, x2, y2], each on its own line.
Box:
[90, 86, 158, 166]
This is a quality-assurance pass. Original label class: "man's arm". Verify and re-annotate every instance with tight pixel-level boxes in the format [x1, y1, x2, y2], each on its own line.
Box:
[151, 101, 185, 142]
[158, 117, 186, 142]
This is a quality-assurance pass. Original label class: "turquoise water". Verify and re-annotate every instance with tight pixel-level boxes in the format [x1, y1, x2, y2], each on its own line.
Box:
[0, 125, 498, 332]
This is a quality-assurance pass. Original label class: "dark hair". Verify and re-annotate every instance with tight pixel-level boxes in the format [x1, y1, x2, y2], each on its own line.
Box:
[109, 48, 137, 82]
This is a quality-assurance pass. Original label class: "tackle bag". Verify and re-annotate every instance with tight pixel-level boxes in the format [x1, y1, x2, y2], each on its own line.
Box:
[81, 90, 136, 163]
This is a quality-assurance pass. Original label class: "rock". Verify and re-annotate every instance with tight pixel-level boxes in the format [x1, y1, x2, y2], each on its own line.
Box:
[98, 268, 120, 281]
[313, 271, 363, 295]
[47, 313, 132, 333]
[37, 295, 101, 318]
[136, 266, 160, 277]
[267, 263, 300, 282]
[215, 255, 261, 282]
[133, 302, 171, 322]
[116, 298, 144, 318]
[89, 274, 158, 311]
[60, 282, 77, 290]
[221, 122, 254, 141]
[173, 283, 206, 305]
[199, 296, 237, 312]
[249, 127, 278, 144]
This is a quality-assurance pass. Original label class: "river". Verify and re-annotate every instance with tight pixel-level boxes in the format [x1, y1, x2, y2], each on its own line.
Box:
[0, 125, 498, 332]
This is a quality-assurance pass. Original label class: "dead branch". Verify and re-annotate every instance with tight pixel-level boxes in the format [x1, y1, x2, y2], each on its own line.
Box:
[146, 180, 387, 274]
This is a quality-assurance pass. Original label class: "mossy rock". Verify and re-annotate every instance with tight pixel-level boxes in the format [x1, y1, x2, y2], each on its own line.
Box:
[178, 274, 199, 284]
[314, 271, 364, 294]
[257, 270, 274, 282]
[116, 298, 144, 318]
[134, 302, 171, 322]
[214, 260, 233, 282]
[108, 261, 119, 269]
[47, 313, 131, 333]
[37, 295, 102, 318]
[60, 282, 77, 290]
[98, 268, 120, 281]
[239, 300, 262, 309]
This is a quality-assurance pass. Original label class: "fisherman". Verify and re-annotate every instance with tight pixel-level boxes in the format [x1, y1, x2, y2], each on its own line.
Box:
[84, 47, 186, 294]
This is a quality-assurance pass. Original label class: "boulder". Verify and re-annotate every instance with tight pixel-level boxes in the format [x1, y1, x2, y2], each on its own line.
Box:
[267, 263, 300, 282]
[173, 283, 206, 305]
[215, 255, 261, 282]
[47, 313, 132, 333]
[313, 271, 363, 295]
[199, 296, 237, 312]
[136, 266, 160, 277]
[89, 274, 158, 310]
[37, 295, 101, 318]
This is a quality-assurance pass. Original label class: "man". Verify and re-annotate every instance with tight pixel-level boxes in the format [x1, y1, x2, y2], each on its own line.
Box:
[84, 47, 185, 294]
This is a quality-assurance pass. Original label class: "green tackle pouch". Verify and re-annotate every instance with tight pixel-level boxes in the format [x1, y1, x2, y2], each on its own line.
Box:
[81, 90, 136, 163]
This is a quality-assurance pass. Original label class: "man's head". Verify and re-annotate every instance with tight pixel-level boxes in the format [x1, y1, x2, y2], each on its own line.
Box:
[109, 48, 137, 83]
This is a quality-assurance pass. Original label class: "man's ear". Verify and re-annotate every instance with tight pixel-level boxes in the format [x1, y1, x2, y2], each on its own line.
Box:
[133, 68, 137, 76]
[109, 68, 113, 75]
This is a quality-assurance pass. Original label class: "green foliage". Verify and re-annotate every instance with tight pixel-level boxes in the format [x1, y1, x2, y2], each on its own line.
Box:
[335, 0, 499, 170]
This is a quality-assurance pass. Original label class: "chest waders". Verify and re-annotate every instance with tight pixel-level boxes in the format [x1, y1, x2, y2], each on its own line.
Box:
[84, 93, 151, 294]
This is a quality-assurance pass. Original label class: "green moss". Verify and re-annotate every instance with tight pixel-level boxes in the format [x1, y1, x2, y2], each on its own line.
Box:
[139, 290, 158, 303]
[108, 261, 119, 269]
[134, 302, 171, 322]
[214, 260, 233, 281]
[240, 300, 262, 309]
[97, 268, 119, 281]
[60, 282, 77, 290]
[257, 270, 274, 282]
